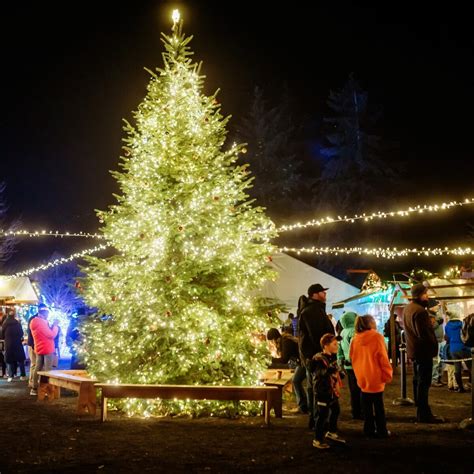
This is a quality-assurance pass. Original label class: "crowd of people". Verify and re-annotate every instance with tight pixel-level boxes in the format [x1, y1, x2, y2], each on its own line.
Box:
[268, 282, 474, 450]
[0, 303, 60, 394]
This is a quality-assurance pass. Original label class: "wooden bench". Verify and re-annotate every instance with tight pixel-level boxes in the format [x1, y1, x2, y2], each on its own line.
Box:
[261, 369, 294, 417]
[95, 384, 280, 425]
[37, 370, 98, 416]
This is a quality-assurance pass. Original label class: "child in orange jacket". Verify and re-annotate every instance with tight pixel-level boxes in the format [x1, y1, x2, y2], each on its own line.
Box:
[350, 315, 393, 438]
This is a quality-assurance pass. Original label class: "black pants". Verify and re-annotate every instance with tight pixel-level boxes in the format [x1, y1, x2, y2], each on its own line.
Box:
[314, 399, 340, 441]
[361, 392, 387, 436]
[346, 369, 362, 418]
[7, 361, 26, 378]
[413, 359, 433, 420]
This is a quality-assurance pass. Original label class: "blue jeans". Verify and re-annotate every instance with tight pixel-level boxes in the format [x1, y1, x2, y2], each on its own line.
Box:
[292, 365, 308, 412]
[32, 353, 55, 389]
[432, 342, 443, 382]
[305, 365, 315, 424]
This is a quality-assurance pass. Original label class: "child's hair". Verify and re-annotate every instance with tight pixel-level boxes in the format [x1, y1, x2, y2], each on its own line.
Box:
[355, 315, 376, 333]
[267, 328, 281, 341]
[320, 333, 337, 348]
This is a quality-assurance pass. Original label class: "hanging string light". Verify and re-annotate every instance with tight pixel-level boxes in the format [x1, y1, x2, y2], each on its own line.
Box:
[11, 244, 109, 278]
[0, 230, 104, 240]
[280, 245, 474, 259]
[277, 197, 474, 232]
[12, 243, 474, 279]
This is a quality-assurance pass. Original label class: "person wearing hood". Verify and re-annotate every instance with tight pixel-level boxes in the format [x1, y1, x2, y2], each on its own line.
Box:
[298, 284, 335, 429]
[337, 311, 362, 419]
[445, 312, 472, 393]
[350, 315, 392, 438]
[403, 283, 442, 423]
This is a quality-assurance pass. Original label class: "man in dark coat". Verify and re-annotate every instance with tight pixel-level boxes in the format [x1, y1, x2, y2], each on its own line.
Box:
[403, 283, 443, 423]
[298, 283, 335, 428]
[2, 311, 26, 381]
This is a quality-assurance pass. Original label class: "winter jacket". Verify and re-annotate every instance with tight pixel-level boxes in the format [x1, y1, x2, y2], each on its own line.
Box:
[350, 329, 393, 393]
[298, 299, 335, 364]
[2, 317, 26, 364]
[337, 312, 357, 369]
[311, 352, 341, 404]
[403, 300, 438, 360]
[27, 314, 38, 348]
[272, 334, 300, 365]
[445, 319, 467, 354]
[30, 317, 58, 355]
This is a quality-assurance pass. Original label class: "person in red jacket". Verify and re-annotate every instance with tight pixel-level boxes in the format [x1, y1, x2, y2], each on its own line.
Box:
[29, 305, 59, 396]
[350, 315, 393, 438]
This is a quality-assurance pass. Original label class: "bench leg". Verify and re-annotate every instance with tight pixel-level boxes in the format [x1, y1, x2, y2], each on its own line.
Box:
[101, 395, 108, 422]
[78, 383, 96, 416]
[264, 398, 271, 426]
[38, 382, 55, 401]
[272, 387, 283, 418]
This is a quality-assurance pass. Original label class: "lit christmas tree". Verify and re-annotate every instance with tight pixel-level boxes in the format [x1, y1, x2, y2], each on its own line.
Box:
[81, 11, 277, 416]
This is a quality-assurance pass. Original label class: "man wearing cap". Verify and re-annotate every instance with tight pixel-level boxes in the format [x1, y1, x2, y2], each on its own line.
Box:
[403, 283, 443, 423]
[298, 283, 335, 428]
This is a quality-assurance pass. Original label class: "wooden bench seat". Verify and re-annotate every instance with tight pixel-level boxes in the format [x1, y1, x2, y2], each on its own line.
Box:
[37, 370, 98, 416]
[95, 383, 279, 425]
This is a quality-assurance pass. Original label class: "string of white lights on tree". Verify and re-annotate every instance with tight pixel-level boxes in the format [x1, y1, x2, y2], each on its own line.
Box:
[277, 197, 474, 232]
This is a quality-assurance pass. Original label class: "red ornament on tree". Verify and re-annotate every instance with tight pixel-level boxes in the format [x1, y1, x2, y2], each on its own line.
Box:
[267, 256, 273, 262]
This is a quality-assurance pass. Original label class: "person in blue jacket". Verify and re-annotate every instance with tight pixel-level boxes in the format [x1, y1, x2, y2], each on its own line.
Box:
[445, 312, 472, 393]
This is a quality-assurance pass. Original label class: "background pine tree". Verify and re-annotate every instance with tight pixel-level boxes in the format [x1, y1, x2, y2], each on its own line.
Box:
[80, 17, 277, 416]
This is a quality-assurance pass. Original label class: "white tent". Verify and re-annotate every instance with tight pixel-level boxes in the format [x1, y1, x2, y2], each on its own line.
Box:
[261, 253, 359, 319]
[0, 276, 38, 304]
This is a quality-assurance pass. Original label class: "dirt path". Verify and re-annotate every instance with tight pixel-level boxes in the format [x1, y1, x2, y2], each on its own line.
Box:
[0, 372, 473, 473]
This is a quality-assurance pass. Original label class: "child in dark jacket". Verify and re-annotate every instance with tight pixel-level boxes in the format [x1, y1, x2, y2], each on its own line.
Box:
[311, 333, 346, 449]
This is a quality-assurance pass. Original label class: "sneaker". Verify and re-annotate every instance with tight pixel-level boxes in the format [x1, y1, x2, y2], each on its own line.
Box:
[20, 376, 27, 381]
[432, 382, 444, 387]
[325, 432, 346, 444]
[30, 389, 38, 396]
[312, 439, 330, 450]
[375, 431, 392, 438]
[7, 377, 13, 382]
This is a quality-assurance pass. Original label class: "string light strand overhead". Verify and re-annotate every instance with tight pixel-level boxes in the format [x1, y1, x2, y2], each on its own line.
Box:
[280, 245, 474, 259]
[0, 230, 104, 240]
[11, 244, 109, 279]
[278, 198, 474, 232]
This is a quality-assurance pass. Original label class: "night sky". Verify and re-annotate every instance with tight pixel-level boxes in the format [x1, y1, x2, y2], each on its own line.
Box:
[2, 1, 473, 274]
